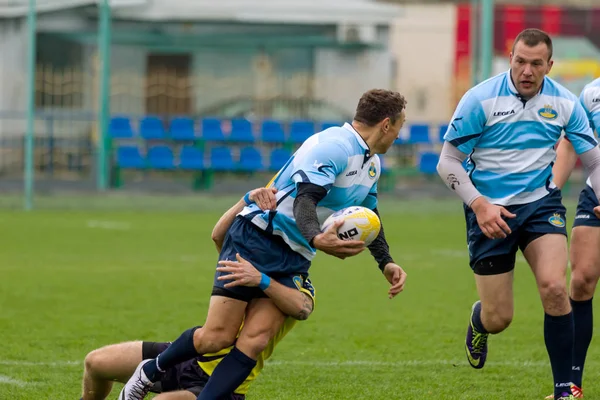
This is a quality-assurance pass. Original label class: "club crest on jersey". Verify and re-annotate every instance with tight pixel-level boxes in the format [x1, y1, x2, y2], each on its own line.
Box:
[538, 104, 558, 120]
[368, 162, 377, 179]
[293, 275, 303, 290]
[548, 213, 565, 228]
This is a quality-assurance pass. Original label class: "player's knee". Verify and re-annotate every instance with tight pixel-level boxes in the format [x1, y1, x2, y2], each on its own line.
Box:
[538, 279, 569, 308]
[236, 330, 272, 359]
[193, 327, 236, 354]
[570, 265, 599, 299]
[484, 309, 513, 333]
[84, 349, 108, 376]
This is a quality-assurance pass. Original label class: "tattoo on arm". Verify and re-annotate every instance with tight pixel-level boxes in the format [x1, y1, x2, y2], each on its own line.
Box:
[296, 294, 314, 321]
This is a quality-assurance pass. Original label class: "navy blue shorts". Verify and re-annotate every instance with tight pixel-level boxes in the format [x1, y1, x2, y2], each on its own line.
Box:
[465, 188, 567, 274]
[573, 185, 600, 228]
[143, 342, 244, 400]
[213, 216, 311, 302]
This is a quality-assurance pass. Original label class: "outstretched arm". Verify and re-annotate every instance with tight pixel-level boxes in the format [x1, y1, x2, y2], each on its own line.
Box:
[211, 187, 278, 252]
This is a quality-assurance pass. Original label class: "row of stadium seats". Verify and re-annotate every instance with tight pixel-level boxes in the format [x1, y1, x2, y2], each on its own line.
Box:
[109, 116, 449, 145]
[116, 145, 441, 174]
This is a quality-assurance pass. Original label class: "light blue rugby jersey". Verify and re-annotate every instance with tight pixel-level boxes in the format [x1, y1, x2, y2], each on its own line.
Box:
[444, 70, 597, 206]
[580, 77, 600, 188]
[239, 123, 380, 260]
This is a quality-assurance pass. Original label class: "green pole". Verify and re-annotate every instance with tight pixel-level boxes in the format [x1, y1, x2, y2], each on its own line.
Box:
[96, 0, 111, 191]
[480, 0, 494, 81]
[24, 0, 37, 210]
[470, 0, 479, 85]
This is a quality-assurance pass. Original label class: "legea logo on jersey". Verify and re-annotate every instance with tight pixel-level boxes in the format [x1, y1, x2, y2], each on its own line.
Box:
[538, 104, 558, 120]
[548, 213, 566, 227]
[368, 162, 377, 179]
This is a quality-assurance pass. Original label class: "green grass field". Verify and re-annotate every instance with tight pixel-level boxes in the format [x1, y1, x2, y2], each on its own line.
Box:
[0, 195, 597, 399]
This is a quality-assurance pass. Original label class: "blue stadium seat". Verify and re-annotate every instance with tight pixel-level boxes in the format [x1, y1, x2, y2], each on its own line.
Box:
[202, 118, 226, 141]
[239, 147, 263, 171]
[261, 120, 286, 143]
[269, 148, 291, 171]
[438, 124, 449, 143]
[117, 146, 145, 168]
[418, 152, 440, 174]
[109, 116, 134, 139]
[320, 121, 341, 131]
[147, 146, 175, 170]
[290, 120, 315, 143]
[179, 146, 204, 170]
[170, 117, 195, 141]
[210, 147, 234, 171]
[230, 119, 255, 142]
[140, 116, 166, 140]
[409, 124, 431, 144]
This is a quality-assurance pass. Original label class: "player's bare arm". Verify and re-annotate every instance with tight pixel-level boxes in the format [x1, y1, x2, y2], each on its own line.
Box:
[553, 139, 578, 189]
[216, 253, 314, 320]
[211, 187, 278, 251]
[437, 141, 516, 240]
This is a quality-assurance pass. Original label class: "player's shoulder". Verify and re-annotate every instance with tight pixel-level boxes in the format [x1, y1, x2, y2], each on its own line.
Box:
[315, 127, 360, 156]
[579, 78, 600, 106]
[463, 72, 510, 105]
[542, 76, 579, 101]
[582, 77, 600, 91]
[467, 71, 511, 101]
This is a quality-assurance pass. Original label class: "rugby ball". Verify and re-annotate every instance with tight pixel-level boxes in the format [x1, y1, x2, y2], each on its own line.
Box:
[321, 206, 381, 246]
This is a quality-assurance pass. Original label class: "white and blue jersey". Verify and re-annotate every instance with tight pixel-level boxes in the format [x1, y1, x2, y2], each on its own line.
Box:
[580, 78, 600, 189]
[239, 123, 380, 260]
[580, 77, 600, 133]
[444, 70, 597, 206]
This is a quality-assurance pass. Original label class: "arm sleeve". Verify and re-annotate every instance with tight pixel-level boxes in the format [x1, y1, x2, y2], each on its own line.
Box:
[436, 141, 483, 207]
[442, 89, 486, 154]
[564, 97, 598, 154]
[293, 183, 328, 245]
[579, 146, 600, 201]
[367, 207, 394, 272]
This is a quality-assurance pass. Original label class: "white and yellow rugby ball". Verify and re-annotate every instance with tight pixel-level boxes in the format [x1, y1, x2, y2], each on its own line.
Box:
[321, 206, 381, 246]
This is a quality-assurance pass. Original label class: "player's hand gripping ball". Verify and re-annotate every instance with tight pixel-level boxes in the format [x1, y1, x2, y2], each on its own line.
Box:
[321, 206, 381, 246]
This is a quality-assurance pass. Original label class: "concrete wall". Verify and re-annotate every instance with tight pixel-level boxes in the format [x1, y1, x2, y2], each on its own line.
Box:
[389, 3, 457, 124]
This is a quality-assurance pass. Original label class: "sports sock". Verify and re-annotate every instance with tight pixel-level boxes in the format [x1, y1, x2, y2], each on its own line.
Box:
[471, 301, 488, 333]
[142, 326, 200, 382]
[197, 346, 256, 399]
[544, 312, 574, 399]
[571, 298, 593, 388]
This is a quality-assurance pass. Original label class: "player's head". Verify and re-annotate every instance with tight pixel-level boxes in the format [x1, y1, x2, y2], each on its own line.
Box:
[509, 28, 553, 99]
[353, 89, 407, 154]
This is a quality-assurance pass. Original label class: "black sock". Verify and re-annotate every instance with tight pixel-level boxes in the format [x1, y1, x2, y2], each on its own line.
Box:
[197, 346, 257, 400]
[471, 301, 488, 333]
[571, 298, 593, 388]
[143, 326, 200, 382]
[544, 312, 574, 398]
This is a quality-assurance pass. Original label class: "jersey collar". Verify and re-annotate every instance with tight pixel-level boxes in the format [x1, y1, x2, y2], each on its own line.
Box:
[342, 122, 370, 151]
[342, 122, 372, 165]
